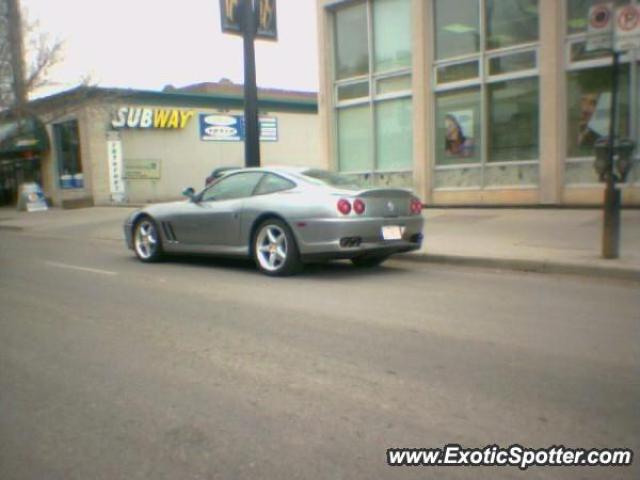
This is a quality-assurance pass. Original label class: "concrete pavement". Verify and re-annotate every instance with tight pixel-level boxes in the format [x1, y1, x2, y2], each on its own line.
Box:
[1, 227, 638, 480]
[0, 205, 639, 280]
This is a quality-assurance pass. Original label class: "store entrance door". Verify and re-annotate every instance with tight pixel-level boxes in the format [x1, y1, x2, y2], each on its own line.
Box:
[0, 159, 18, 206]
[0, 157, 42, 206]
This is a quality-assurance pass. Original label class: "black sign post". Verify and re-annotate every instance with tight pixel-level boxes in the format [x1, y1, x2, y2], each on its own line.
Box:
[240, 0, 260, 168]
[219, 0, 277, 168]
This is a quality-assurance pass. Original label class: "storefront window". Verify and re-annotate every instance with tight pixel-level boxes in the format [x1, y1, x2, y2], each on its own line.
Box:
[333, 0, 413, 178]
[435, 88, 482, 166]
[567, 65, 630, 158]
[375, 98, 413, 170]
[435, 0, 480, 60]
[54, 120, 83, 189]
[488, 77, 539, 162]
[432, 0, 540, 188]
[338, 105, 372, 172]
[485, 0, 538, 50]
[373, 0, 412, 72]
[334, 2, 369, 80]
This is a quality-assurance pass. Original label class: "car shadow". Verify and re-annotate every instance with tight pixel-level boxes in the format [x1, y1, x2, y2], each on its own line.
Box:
[125, 253, 412, 279]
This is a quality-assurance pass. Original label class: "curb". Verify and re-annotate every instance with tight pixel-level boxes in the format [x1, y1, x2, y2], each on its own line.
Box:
[395, 253, 640, 282]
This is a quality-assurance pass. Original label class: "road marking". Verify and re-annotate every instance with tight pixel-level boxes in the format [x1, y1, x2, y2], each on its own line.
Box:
[44, 261, 117, 276]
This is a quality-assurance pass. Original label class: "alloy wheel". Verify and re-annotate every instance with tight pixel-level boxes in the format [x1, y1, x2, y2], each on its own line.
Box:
[134, 219, 158, 260]
[255, 224, 288, 272]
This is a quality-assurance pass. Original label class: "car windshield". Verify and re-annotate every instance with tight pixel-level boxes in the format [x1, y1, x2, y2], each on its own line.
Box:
[300, 169, 362, 190]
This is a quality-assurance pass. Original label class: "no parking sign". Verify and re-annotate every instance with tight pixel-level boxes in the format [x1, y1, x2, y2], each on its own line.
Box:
[614, 5, 640, 51]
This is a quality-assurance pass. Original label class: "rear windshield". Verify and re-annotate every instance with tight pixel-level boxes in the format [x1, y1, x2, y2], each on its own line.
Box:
[300, 169, 362, 190]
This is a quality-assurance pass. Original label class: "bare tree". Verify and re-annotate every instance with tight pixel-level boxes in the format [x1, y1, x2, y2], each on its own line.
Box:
[0, 0, 63, 112]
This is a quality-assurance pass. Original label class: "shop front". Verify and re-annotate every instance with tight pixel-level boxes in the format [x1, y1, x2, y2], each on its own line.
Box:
[0, 116, 49, 206]
[316, 0, 640, 206]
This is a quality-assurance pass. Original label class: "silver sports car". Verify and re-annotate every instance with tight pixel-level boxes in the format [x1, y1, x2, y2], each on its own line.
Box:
[124, 167, 424, 276]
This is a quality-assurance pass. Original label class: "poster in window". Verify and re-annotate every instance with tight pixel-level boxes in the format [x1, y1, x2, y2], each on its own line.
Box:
[444, 110, 475, 157]
[578, 91, 610, 147]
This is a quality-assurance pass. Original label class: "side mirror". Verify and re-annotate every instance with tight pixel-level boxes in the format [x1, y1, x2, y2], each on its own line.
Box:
[182, 187, 196, 200]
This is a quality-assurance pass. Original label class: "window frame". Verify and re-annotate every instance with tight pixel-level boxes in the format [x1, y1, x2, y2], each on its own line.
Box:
[331, 0, 414, 176]
[431, 0, 541, 191]
[563, 7, 640, 186]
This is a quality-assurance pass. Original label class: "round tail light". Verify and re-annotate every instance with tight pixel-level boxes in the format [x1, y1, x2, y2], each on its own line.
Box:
[410, 198, 423, 215]
[353, 199, 365, 215]
[337, 199, 351, 215]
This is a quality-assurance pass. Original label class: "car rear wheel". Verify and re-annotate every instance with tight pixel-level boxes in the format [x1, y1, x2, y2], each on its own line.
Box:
[351, 255, 390, 268]
[253, 219, 302, 276]
[133, 217, 163, 262]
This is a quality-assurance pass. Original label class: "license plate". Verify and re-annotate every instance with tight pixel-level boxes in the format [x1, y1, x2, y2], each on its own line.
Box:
[381, 225, 404, 240]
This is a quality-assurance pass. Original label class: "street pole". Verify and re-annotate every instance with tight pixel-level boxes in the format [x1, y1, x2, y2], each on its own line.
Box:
[602, 51, 621, 259]
[6, 0, 26, 110]
[240, 0, 261, 168]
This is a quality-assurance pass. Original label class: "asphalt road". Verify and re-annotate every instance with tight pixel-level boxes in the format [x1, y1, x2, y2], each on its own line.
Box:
[1, 223, 638, 480]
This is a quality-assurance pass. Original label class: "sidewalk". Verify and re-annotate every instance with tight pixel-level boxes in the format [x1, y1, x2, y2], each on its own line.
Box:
[409, 208, 640, 281]
[1, 205, 639, 280]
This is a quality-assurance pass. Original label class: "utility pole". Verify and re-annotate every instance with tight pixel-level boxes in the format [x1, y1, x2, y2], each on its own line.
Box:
[5, 0, 26, 111]
[601, 51, 621, 259]
[240, 0, 260, 168]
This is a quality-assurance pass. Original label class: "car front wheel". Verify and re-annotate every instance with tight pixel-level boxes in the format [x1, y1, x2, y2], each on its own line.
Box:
[253, 219, 302, 276]
[133, 217, 163, 262]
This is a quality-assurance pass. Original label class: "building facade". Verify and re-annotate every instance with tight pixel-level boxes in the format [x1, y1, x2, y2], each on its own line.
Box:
[0, 84, 319, 207]
[316, 0, 640, 205]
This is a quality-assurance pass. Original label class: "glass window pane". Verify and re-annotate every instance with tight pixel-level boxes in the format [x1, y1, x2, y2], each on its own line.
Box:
[436, 61, 479, 84]
[434, 0, 480, 60]
[488, 50, 536, 75]
[377, 75, 412, 94]
[567, 0, 629, 35]
[566, 65, 630, 158]
[254, 174, 296, 195]
[488, 77, 539, 162]
[55, 120, 83, 189]
[201, 172, 264, 201]
[334, 2, 369, 80]
[569, 40, 611, 62]
[338, 105, 372, 172]
[337, 82, 369, 101]
[375, 98, 413, 171]
[373, 0, 412, 72]
[435, 88, 482, 165]
[486, 0, 539, 50]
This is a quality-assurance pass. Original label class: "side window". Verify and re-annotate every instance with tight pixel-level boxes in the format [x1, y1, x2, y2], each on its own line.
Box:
[254, 174, 296, 196]
[201, 172, 264, 202]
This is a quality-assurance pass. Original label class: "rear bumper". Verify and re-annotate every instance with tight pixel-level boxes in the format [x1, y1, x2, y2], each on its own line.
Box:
[293, 216, 424, 261]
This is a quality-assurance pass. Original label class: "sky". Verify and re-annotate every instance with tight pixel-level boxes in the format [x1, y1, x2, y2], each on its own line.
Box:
[20, 0, 320, 97]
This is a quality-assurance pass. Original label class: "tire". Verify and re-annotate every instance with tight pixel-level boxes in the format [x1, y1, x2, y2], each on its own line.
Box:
[253, 218, 302, 276]
[133, 216, 163, 262]
[351, 255, 390, 268]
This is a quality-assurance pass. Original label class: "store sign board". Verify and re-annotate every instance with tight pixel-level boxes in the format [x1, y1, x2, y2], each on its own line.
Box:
[124, 159, 161, 180]
[586, 3, 614, 52]
[111, 107, 194, 129]
[219, 0, 277, 40]
[614, 5, 640, 51]
[199, 114, 277, 142]
[107, 132, 125, 202]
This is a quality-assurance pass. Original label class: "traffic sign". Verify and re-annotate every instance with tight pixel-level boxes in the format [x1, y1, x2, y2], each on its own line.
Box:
[614, 5, 640, 51]
[586, 3, 614, 52]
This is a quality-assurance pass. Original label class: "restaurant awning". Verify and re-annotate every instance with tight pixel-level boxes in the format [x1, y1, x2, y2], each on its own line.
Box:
[0, 116, 50, 158]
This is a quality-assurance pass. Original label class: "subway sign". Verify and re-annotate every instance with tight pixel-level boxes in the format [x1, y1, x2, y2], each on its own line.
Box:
[111, 107, 194, 129]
